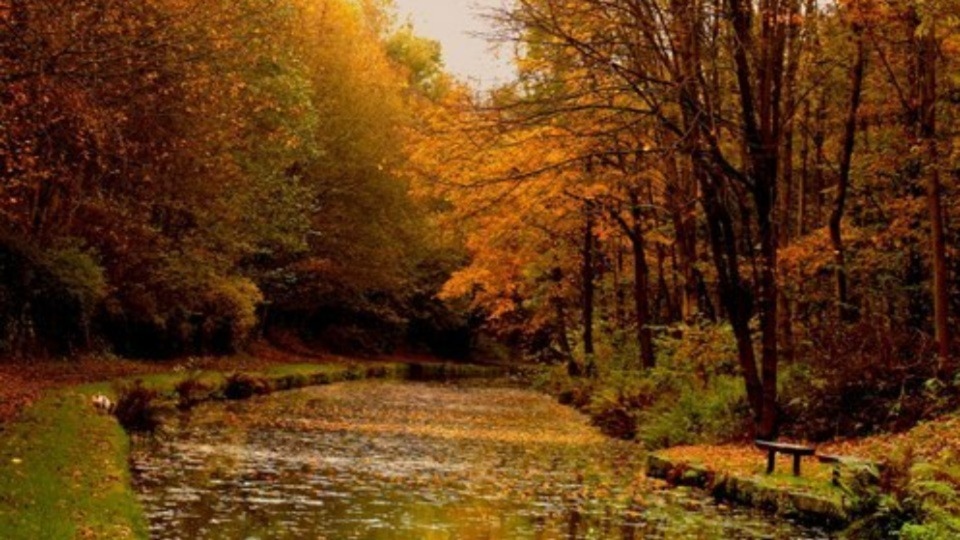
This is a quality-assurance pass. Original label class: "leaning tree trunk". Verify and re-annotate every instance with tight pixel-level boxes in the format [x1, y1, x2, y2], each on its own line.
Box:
[700, 173, 765, 421]
[829, 14, 867, 322]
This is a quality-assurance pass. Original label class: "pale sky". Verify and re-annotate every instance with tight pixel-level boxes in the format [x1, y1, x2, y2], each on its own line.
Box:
[392, 0, 516, 89]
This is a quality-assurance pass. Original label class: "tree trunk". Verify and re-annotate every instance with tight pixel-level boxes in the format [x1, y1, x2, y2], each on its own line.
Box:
[615, 240, 626, 329]
[779, 0, 802, 244]
[630, 189, 656, 369]
[919, 24, 951, 373]
[581, 202, 596, 366]
[757, 174, 780, 440]
[829, 14, 867, 321]
[700, 174, 764, 421]
[551, 267, 574, 363]
[813, 90, 827, 228]
[727, 0, 787, 439]
[666, 146, 699, 323]
[798, 99, 810, 236]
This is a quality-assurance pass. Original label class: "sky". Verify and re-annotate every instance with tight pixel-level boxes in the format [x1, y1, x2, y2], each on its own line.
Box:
[391, 0, 516, 89]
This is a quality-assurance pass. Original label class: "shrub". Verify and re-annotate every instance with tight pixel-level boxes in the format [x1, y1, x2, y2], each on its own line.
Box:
[777, 312, 956, 441]
[99, 254, 265, 358]
[43, 244, 108, 316]
[629, 323, 750, 449]
[635, 374, 751, 449]
[223, 373, 269, 400]
[899, 461, 960, 538]
[201, 276, 263, 352]
[533, 322, 753, 448]
[0, 233, 106, 355]
[343, 365, 364, 381]
[175, 374, 215, 409]
[113, 381, 163, 434]
[844, 447, 960, 539]
[274, 373, 309, 391]
[365, 365, 388, 378]
[585, 372, 657, 439]
[310, 371, 332, 385]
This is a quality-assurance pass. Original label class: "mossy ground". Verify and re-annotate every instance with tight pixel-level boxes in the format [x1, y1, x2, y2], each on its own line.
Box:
[648, 447, 848, 528]
[658, 444, 842, 498]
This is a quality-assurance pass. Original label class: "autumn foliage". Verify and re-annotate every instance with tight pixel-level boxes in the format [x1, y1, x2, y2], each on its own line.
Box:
[2, 0, 960, 455]
[409, 0, 960, 442]
[0, 0, 466, 358]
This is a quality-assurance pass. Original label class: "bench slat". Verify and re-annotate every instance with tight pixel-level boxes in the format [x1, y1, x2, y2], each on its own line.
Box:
[755, 440, 815, 455]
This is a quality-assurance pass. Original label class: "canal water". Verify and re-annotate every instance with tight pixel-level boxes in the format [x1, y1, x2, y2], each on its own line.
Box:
[131, 380, 831, 539]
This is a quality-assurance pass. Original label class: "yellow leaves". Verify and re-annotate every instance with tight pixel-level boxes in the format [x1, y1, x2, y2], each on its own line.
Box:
[439, 266, 494, 301]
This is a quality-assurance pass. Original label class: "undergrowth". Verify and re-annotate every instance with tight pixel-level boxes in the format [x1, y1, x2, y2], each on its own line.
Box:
[536, 322, 750, 448]
[842, 447, 960, 539]
[114, 380, 164, 434]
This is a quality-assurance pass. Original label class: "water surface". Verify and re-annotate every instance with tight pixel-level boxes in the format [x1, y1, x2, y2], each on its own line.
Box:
[132, 380, 831, 539]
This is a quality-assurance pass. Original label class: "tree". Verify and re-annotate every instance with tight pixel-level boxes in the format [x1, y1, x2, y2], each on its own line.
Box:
[828, 0, 869, 321]
[488, 0, 809, 437]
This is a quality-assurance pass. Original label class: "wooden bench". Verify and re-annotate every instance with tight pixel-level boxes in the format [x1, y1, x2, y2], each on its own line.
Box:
[755, 440, 816, 476]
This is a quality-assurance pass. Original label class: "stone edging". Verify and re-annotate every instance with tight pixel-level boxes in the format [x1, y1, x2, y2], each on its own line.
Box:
[646, 454, 849, 530]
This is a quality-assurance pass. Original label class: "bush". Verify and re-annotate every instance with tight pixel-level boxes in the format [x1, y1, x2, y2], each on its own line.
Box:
[43, 244, 108, 316]
[100, 254, 265, 358]
[175, 374, 215, 409]
[843, 447, 960, 539]
[113, 381, 163, 434]
[274, 373, 310, 391]
[200, 276, 263, 352]
[535, 322, 752, 448]
[900, 461, 960, 538]
[534, 366, 594, 408]
[223, 373, 269, 400]
[0, 233, 106, 355]
[636, 374, 751, 449]
[628, 323, 750, 449]
[776, 315, 957, 441]
[585, 372, 657, 439]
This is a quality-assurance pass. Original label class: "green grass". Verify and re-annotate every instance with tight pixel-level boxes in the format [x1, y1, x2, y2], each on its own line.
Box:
[751, 468, 845, 500]
[0, 384, 146, 539]
[0, 358, 497, 539]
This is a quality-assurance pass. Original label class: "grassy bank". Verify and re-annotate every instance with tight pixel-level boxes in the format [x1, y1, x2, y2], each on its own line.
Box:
[0, 381, 144, 539]
[646, 449, 848, 530]
[0, 359, 503, 539]
[648, 431, 960, 539]
[533, 358, 960, 538]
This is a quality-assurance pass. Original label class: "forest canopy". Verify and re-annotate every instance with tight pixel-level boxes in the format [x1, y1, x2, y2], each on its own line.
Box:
[409, 0, 960, 441]
[0, 0, 465, 358]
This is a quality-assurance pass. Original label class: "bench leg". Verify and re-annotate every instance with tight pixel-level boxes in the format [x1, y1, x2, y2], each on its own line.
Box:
[767, 450, 775, 474]
[793, 454, 801, 476]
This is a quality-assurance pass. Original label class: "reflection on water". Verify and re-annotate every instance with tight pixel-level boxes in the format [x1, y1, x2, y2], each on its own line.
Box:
[132, 380, 831, 539]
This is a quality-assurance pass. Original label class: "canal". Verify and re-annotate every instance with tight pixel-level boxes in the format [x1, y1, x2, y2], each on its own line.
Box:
[132, 379, 830, 539]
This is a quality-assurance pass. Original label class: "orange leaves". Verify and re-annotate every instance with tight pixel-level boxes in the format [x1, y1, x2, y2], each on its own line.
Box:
[821, 413, 960, 466]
